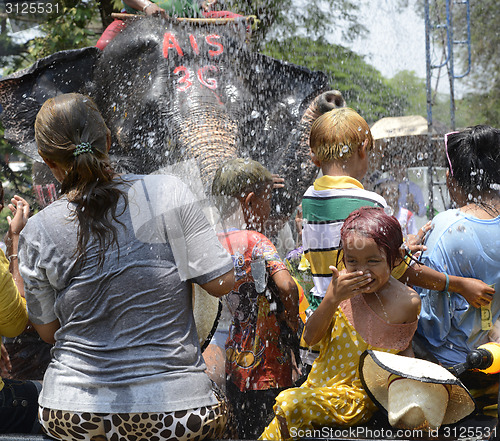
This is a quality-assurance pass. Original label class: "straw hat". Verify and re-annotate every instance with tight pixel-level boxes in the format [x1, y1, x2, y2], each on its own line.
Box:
[192, 284, 222, 352]
[360, 350, 476, 430]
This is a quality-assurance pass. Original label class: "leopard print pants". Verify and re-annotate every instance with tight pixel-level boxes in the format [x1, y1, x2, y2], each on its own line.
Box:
[39, 386, 230, 441]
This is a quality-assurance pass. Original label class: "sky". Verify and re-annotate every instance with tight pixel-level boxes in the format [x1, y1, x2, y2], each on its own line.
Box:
[344, 1, 427, 80]
[328, 0, 460, 96]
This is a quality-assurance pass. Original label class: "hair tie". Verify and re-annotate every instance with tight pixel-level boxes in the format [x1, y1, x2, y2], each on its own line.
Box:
[73, 142, 93, 157]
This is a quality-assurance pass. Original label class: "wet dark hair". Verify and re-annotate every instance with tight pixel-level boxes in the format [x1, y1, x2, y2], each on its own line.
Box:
[34, 93, 127, 267]
[211, 158, 272, 217]
[446, 125, 500, 197]
[341, 207, 403, 269]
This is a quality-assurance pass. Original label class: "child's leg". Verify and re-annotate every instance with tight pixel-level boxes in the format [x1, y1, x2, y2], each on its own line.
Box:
[260, 416, 285, 440]
[260, 384, 373, 440]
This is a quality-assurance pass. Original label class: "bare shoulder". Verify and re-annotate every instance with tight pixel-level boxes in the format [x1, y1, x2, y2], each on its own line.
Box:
[386, 277, 421, 323]
[399, 283, 421, 321]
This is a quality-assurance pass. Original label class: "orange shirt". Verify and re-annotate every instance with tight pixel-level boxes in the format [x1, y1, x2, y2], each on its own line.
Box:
[218, 229, 292, 391]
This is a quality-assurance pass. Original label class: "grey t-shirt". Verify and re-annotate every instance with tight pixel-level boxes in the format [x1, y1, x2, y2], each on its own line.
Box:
[19, 174, 233, 413]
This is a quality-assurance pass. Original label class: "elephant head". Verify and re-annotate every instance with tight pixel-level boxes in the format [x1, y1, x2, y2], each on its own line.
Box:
[0, 17, 345, 216]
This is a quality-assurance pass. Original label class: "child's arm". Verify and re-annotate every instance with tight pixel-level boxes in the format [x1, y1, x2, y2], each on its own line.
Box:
[270, 269, 299, 332]
[5, 196, 30, 298]
[303, 266, 372, 347]
[400, 264, 494, 308]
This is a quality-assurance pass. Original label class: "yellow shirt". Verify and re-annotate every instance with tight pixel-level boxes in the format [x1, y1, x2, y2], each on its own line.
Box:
[0, 249, 28, 390]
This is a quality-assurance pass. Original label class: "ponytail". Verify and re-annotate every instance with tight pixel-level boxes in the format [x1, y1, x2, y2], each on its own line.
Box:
[35, 93, 128, 266]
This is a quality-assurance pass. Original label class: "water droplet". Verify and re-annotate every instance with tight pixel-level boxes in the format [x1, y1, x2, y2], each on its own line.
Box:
[251, 110, 260, 119]
[417, 152, 424, 160]
[342, 145, 349, 154]
[384, 206, 394, 216]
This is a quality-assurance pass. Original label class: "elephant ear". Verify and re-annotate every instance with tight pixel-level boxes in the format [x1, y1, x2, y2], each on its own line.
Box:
[234, 52, 329, 216]
[238, 52, 329, 167]
[0, 47, 101, 161]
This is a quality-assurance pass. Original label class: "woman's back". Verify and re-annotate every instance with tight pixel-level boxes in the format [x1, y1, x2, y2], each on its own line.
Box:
[20, 174, 233, 413]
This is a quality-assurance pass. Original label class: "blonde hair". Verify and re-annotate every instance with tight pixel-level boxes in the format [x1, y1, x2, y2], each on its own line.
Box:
[309, 107, 373, 163]
[211, 158, 272, 217]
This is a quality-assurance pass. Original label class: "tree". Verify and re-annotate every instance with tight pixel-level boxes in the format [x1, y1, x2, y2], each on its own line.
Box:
[228, 0, 368, 48]
[408, 0, 500, 126]
[263, 36, 409, 124]
[0, 0, 120, 69]
[28, 0, 123, 60]
[0, 123, 34, 205]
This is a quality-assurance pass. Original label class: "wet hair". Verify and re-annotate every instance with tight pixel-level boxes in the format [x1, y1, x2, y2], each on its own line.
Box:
[34, 93, 127, 267]
[309, 107, 374, 163]
[445, 125, 500, 197]
[211, 158, 272, 217]
[341, 207, 403, 269]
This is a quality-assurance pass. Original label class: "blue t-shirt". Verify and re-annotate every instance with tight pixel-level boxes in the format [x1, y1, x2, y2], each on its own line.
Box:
[416, 209, 500, 366]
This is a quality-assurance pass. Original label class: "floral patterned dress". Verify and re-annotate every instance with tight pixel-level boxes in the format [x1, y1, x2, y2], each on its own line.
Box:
[260, 293, 417, 440]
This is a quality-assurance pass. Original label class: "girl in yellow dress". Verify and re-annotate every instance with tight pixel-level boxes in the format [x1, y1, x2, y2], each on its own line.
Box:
[260, 207, 421, 440]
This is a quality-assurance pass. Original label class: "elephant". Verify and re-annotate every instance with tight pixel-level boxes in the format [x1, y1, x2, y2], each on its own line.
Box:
[0, 16, 345, 217]
[0, 17, 347, 390]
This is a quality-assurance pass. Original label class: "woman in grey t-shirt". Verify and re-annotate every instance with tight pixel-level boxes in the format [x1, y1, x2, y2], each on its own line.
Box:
[19, 93, 235, 440]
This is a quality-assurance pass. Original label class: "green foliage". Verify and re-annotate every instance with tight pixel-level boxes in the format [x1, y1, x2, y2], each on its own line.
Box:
[262, 36, 409, 124]
[0, 208, 9, 238]
[412, 0, 500, 126]
[388, 70, 427, 116]
[0, 33, 26, 57]
[0, 122, 34, 202]
[27, 0, 102, 59]
[227, 0, 367, 48]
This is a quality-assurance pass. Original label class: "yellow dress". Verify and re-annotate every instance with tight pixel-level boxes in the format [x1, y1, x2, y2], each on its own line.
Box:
[260, 293, 417, 440]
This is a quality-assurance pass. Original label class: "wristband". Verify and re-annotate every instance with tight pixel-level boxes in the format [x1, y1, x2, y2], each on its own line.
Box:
[143, 2, 154, 12]
[441, 272, 449, 293]
[8, 254, 18, 262]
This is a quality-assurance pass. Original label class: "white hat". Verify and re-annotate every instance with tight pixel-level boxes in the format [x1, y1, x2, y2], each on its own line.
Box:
[360, 350, 476, 430]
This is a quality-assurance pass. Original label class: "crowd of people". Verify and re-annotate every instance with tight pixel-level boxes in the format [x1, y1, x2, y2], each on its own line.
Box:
[0, 92, 499, 440]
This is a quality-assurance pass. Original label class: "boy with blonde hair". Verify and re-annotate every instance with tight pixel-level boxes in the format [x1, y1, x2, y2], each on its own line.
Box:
[303, 107, 396, 306]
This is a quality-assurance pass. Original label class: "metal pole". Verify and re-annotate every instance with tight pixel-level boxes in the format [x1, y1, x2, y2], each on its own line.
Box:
[424, 0, 435, 219]
[446, 0, 456, 130]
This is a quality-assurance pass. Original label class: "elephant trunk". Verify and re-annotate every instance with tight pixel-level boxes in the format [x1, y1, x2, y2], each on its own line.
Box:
[299, 90, 346, 140]
[174, 105, 239, 195]
[273, 90, 346, 217]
